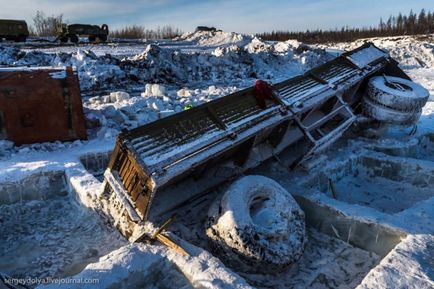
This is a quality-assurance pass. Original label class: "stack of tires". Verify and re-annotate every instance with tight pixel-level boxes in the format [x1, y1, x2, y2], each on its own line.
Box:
[362, 76, 429, 125]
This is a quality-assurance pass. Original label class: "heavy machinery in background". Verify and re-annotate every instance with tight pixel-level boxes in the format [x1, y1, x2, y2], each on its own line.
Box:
[0, 19, 29, 42]
[56, 23, 109, 43]
[0, 67, 87, 144]
[99, 43, 428, 240]
[195, 26, 219, 32]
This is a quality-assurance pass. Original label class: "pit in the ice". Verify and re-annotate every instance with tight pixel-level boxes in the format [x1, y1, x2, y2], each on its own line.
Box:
[0, 172, 124, 279]
[303, 155, 434, 213]
[80, 151, 111, 181]
[370, 133, 434, 162]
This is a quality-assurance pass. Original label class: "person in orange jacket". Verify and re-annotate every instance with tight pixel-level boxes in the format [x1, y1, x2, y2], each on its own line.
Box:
[254, 79, 274, 109]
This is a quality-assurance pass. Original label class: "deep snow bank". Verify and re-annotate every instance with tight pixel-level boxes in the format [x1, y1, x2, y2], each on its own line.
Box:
[38, 242, 253, 289]
[0, 30, 332, 92]
[176, 30, 253, 47]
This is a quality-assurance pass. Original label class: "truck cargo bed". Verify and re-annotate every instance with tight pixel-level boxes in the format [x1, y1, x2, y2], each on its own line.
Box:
[100, 43, 411, 237]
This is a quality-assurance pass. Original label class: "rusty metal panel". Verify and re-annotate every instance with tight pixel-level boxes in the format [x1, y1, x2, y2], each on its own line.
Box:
[107, 139, 153, 220]
[0, 66, 87, 144]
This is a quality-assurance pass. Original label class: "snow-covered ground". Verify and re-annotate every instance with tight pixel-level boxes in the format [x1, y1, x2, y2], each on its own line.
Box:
[0, 31, 434, 289]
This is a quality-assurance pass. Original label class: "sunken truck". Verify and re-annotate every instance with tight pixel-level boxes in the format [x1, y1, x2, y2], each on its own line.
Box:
[98, 43, 429, 271]
[0, 19, 29, 42]
[57, 23, 109, 43]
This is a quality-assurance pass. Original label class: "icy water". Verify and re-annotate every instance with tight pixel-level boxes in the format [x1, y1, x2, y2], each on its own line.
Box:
[0, 193, 125, 279]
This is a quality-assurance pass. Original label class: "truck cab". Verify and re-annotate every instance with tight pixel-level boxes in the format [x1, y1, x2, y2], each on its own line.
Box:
[57, 23, 109, 43]
[0, 19, 29, 42]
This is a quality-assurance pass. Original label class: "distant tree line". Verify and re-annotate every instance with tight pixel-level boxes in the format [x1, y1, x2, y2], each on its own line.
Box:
[257, 9, 434, 43]
[31, 11, 63, 36]
[110, 25, 182, 39]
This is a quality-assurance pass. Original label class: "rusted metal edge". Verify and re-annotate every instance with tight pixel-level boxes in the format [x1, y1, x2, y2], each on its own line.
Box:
[104, 169, 141, 222]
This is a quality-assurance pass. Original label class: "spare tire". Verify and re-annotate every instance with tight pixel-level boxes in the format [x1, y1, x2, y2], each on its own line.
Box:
[367, 76, 429, 111]
[362, 96, 422, 125]
[206, 175, 306, 273]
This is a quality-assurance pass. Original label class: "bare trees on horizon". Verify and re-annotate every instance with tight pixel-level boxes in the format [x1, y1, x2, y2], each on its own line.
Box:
[110, 25, 182, 39]
[258, 9, 434, 43]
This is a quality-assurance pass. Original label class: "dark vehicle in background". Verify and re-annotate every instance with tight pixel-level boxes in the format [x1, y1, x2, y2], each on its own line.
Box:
[0, 19, 29, 42]
[195, 26, 218, 32]
[57, 23, 109, 43]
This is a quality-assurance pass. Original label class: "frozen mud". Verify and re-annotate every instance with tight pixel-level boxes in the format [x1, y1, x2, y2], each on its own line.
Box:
[242, 229, 379, 289]
[0, 193, 125, 279]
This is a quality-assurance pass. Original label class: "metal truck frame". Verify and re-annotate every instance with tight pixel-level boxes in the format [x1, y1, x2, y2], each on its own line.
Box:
[57, 23, 109, 43]
[0, 19, 29, 42]
[100, 43, 412, 239]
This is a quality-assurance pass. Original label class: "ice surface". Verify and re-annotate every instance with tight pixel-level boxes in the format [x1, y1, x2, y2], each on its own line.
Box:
[306, 155, 434, 214]
[0, 193, 124, 279]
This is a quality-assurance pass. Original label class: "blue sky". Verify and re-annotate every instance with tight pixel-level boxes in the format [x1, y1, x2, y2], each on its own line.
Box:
[1, 0, 431, 34]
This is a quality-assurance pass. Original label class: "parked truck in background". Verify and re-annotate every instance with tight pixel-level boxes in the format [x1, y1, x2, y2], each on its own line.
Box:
[57, 23, 109, 43]
[0, 19, 29, 42]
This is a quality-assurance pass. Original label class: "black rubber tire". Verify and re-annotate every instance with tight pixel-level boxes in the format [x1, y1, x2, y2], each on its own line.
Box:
[98, 35, 107, 42]
[362, 97, 422, 125]
[367, 76, 429, 112]
[69, 34, 79, 44]
[14, 35, 26, 42]
[88, 35, 96, 43]
[206, 175, 306, 273]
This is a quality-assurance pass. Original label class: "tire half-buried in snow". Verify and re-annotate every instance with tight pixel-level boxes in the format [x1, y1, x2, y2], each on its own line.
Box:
[367, 76, 429, 111]
[205, 175, 306, 273]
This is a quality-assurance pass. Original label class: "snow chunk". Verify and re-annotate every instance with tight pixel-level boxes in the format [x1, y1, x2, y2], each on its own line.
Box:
[109, 91, 130, 103]
[177, 30, 252, 47]
[357, 234, 434, 289]
[177, 88, 192, 97]
[143, 83, 167, 97]
[38, 243, 253, 289]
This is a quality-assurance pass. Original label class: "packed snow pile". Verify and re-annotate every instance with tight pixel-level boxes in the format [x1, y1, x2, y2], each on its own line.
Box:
[39, 242, 253, 289]
[176, 29, 253, 47]
[0, 46, 125, 91]
[325, 35, 434, 100]
[330, 35, 434, 70]
[0, 31, 332, 92]
[124, 37, 331, 86]
[83, 84, 239, 138]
